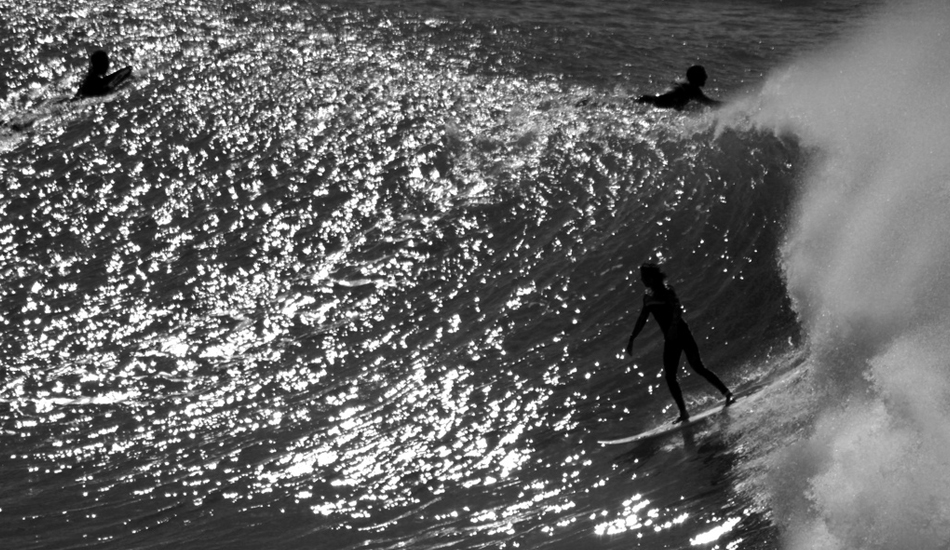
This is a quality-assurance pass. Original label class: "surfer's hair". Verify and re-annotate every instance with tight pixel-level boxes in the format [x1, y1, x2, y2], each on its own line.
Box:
[639, 262, 666, 281]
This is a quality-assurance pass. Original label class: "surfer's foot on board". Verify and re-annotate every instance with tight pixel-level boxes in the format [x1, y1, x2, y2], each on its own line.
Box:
[724, 392, 736, 406]
[673, 414, 690, 424]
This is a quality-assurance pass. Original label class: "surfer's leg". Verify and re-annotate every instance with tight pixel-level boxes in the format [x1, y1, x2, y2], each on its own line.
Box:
[681, 327, 731, 398]
[663, 340, 688, 420]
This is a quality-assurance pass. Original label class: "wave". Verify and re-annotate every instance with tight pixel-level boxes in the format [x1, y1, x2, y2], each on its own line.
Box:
[0, 1, 861, 548]
[721, 1, 950, 547]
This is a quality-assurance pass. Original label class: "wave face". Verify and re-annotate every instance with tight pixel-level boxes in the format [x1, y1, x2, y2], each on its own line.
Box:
[0, 0, 919, 549]
[723, 1, 950, 548]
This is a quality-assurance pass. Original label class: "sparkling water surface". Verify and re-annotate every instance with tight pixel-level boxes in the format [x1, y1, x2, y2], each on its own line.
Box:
[5, 1, 929, 549]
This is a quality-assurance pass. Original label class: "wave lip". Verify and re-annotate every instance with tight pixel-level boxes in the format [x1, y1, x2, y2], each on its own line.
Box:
[738, 1, 950, 548]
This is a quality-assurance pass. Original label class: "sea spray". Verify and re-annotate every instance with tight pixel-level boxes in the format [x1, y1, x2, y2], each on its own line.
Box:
[735, 0, 950, 548]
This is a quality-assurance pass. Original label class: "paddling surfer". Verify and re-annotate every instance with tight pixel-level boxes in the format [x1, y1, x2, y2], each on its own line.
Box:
[636, 65, 720, 111]
[75, 50, 132, 99]
[626, 262, 734, 423]
[2, 50, 132, 129]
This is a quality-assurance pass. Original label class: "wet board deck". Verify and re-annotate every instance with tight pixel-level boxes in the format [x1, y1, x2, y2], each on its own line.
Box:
[598, 404, 729, 446]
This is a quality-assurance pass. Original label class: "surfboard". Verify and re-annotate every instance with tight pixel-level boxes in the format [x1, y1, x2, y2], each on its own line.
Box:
[598, 404, 729, 446]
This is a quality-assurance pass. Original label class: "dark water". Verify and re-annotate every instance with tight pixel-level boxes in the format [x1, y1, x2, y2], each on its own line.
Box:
[6, 0, 950, 549]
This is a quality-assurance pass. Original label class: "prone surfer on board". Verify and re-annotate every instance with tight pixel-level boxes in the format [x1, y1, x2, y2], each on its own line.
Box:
[636, 65, 720, 111]
[626, 262, 734, 423]
[74, 50, 132, 99]
[2, 50, 132, 130]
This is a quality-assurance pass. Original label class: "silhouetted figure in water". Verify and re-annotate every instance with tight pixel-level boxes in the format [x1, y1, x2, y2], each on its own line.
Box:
[75, 50, 132, 99]
[636, 65, 720, 111]
[626, 262, 734, 423]
[1, 50, 133, 131]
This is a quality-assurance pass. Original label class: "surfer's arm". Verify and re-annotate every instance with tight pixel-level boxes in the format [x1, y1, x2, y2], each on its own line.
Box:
[637, 84, 689, 110]
[637, 93, 680, 109]
[626, 303, 651, 355]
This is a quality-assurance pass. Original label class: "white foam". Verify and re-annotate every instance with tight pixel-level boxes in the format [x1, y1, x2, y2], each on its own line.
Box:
[728, 1, 950, 547]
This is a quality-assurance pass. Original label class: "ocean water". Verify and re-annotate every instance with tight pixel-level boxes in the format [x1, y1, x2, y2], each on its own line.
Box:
[2, 0, 949, 548]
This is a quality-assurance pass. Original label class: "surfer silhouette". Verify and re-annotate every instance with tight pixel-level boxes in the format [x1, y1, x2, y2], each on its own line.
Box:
[74, 50, 132, 99]
[636, 65, 720, 111]
[626, 262, 734, 423]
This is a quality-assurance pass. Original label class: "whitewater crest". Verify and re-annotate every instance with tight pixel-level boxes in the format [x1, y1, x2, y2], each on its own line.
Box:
[729, 1, 950, 548]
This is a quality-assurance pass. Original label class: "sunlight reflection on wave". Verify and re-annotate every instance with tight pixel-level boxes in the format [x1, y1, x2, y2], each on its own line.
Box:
[0, 1, 794, 548]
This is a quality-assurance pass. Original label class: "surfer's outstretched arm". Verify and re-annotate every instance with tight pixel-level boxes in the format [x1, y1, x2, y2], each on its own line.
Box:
[626, 303, 650, 356]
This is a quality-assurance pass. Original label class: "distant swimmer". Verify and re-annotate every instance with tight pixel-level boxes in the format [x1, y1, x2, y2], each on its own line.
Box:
[74, 50, 132, 99]
[626, 262, 734, 423]
[636, 65, 720, 111]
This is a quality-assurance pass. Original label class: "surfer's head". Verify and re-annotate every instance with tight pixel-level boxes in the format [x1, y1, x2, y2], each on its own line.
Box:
[639, 262, 667, 287]
[686, 65, 707, 87]
[89, 50, 110, 75]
